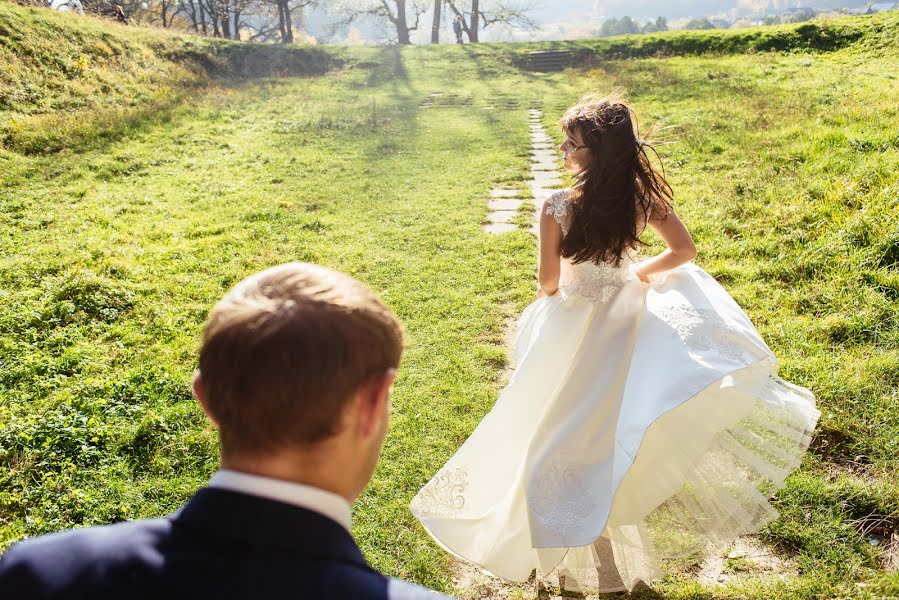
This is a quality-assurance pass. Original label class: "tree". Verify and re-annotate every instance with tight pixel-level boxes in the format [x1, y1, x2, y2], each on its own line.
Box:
[158, 0, 181, 27]
[330, 0, 429, 45]
[181, 0, 209, 34]
[430, 0, 441, 43]
[685, 17, 715, 30]
[271, 0, 316, 42]
[599, 16, 639, 37]
[641, 16, 667, 34]
[443, 0, 537, 43]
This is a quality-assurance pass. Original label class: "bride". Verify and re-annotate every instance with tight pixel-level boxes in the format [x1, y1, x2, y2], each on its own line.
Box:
[410, 94, 820, 593]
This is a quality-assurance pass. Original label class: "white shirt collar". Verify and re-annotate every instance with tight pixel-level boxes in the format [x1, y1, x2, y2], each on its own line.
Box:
[208, 469, 352, 532]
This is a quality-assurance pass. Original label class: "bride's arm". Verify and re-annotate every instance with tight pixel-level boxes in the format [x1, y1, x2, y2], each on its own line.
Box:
[634, 209, 697, 283]
[538, 210, 563, 296]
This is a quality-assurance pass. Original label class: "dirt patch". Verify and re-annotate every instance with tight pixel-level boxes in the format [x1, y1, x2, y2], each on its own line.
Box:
[697, 536, 799, 586]
[449, 536, 800, 598]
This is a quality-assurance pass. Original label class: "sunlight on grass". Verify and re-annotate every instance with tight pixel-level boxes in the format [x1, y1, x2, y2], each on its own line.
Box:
[1, 3, 897, 597]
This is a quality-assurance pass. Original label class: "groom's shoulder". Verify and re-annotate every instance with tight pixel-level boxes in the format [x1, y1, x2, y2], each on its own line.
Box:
[2, 517, 170, 565]
[0, 518, 170, 595]
[387, 577, 456, 599]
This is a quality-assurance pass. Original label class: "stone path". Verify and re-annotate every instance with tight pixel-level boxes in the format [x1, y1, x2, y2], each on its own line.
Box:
[483, 109, 564, 235]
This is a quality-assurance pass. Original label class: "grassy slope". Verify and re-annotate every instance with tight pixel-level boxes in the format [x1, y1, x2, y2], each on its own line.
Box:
[1, 3, 898, 597]
[0, 3, 337, 153]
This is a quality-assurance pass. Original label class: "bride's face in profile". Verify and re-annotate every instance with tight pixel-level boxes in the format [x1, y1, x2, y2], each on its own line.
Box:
[560, 128, 590, 173]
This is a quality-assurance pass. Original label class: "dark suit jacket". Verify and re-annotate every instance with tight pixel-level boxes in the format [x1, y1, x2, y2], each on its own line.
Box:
[0, 488, 451, 599]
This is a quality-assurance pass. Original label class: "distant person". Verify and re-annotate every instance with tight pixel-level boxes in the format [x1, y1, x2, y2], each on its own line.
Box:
[453, 15, 464, 44]
[114, 4, 128, 24]
[0, 263, 453, 600]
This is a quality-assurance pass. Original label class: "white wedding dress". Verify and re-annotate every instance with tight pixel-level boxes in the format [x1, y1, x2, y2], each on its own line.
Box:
[410, 190, 820, 592]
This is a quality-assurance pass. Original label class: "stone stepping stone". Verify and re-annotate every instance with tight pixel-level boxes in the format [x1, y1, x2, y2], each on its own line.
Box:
[531, 158, 557, 167]
[531, 171, 564, 187]
[531, 149, 557, 158]
[531, 162, 558, 172]
[484, 222, 518, 234]
[486, 210, 518, 224]
[531, 143, 555, 150]
[530, 187, 558, 201]
[491, 189, 520, 198]
[488, 198, 524, 211]
[528, 109, 542, 116]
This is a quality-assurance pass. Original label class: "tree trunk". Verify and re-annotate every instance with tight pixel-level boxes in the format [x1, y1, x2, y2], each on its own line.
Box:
[220, 0, 231, 39]
[198, 0, 208, 35]
[469, 0, 479, 42]
[186, 0, 198, 31]
[283, 0, 294, 42]
[276, 0, 287, 42]
[234, 6, 242, 39]
[209, 0, 221, 38]
[395, 0, 411, 45]
[161, 0, 169, 27]
[430, 0, 441, 43]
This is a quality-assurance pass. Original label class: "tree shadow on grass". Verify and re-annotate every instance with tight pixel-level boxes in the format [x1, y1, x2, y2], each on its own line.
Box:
[364, 46, 417, 100]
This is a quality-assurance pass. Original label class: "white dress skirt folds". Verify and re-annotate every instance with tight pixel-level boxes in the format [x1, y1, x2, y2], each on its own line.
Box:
[410, 191, 820, 592]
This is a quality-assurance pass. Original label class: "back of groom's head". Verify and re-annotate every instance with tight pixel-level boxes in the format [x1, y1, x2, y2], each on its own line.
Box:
[197, 262, 403, 459]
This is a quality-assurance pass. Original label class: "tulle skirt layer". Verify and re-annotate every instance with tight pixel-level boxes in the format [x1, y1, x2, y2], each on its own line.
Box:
[410, 264, 819, 592]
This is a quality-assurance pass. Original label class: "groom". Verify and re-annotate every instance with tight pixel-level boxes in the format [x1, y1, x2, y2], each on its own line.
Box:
[0, 263, 452, 599]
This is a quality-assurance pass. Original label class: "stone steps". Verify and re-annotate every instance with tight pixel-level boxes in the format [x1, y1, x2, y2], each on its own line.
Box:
[525, 50, 575, 73]
[483, 108, 564, 235]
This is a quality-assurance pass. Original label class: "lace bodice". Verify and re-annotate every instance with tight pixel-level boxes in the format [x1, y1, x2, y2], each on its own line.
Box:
[543, 189, 639, 302]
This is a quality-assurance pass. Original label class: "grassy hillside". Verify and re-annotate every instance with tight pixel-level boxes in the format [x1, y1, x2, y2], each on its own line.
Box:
[1, 3, 898, 598]
[0, 2, 338, 153]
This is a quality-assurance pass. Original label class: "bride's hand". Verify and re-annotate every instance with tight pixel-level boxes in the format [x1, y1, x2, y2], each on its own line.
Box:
[636, 270, 651, 284]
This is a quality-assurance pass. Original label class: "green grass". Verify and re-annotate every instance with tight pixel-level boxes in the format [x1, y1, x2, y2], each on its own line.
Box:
[1, 2, 898, 597]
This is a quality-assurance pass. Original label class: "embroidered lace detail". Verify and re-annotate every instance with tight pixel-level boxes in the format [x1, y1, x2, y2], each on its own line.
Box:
[528, 461, 601, 539]
[543, 190, 571, 231]
[656, 304, 752, 362]
[560, 257, 637, 302]
[412, 467, 469, 517]
[542, 189, 640, 303]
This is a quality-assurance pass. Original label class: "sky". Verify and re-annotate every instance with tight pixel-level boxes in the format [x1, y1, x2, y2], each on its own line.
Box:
[302, 0, 875, 45]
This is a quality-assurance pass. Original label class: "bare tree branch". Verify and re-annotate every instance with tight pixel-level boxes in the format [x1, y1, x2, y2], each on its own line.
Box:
[327, 0, 428, 44]
[443, 0, 536, 41]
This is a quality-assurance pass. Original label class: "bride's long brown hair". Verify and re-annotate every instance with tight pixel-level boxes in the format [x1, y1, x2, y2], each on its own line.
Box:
[559, 94, 673, 266]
